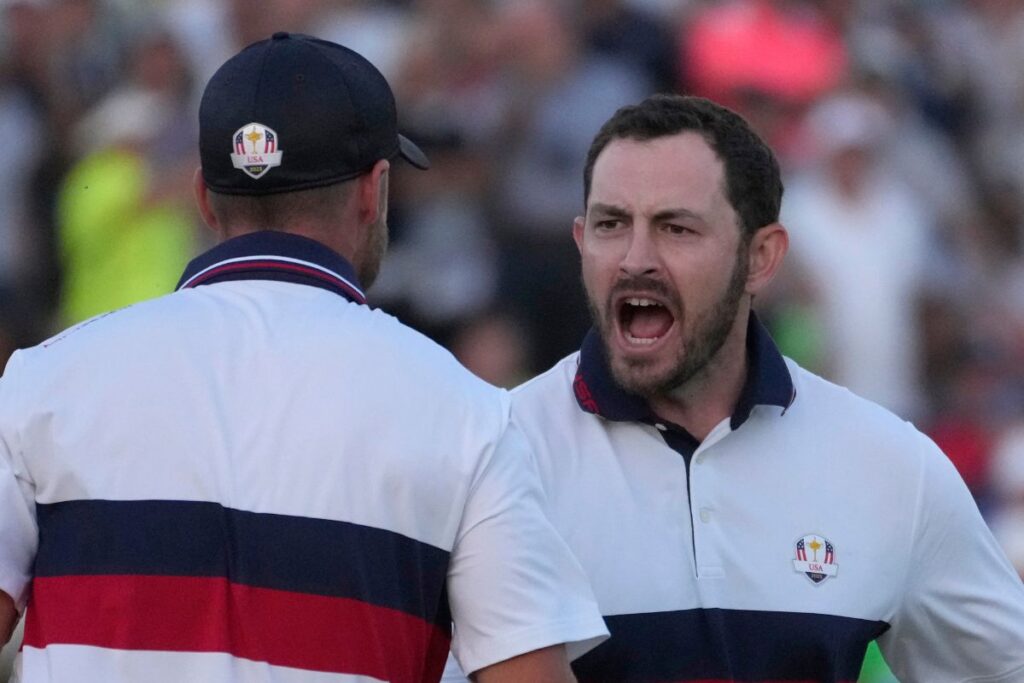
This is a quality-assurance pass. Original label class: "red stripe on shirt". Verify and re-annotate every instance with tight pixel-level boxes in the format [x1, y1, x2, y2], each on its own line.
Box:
[24, 574, 450, 683]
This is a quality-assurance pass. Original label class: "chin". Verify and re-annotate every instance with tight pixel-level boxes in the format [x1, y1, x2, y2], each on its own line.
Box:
[609, 353, 680, 398]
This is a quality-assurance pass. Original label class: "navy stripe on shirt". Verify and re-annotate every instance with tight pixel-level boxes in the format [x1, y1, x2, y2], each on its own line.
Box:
[34, 499, 451, 626]
[572, 608, 889, 683]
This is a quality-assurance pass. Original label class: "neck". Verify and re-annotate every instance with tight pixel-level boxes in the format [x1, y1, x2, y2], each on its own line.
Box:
[647, 307, 751, 441]
[220, 225, 358, 263]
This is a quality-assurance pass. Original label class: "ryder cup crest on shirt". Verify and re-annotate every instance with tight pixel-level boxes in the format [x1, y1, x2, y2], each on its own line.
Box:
[231, 123, 283, 179]
[793, 534, 837, 584]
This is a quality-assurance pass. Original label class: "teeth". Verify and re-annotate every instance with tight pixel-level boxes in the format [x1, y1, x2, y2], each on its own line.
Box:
[626, 298, 660, 307]
[625, 333, 660, 345]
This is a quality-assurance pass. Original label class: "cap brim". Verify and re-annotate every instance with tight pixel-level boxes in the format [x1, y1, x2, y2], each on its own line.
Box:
[399, 134, 430, 170]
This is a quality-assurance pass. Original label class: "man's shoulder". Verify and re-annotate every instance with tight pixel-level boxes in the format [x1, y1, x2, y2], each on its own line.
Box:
[783, 358, 939, 460]
[13, 294, 183, 368]
[505, 351, 598, 465]
[359, 308, 509, 404]
[12, 287, 505, 408]
[511, 352, 581, 409]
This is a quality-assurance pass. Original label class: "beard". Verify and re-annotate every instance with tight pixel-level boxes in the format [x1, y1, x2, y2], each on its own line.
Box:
[356, 213, 388, 289]
[591, 246, 749, 398]
[355, 179, 390, 289]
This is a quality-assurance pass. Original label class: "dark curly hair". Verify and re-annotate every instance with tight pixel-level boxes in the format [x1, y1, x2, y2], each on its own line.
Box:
[583, 94, 783, 238]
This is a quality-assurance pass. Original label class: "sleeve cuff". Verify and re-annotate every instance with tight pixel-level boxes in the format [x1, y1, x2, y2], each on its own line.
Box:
[454, 615, 609, 676]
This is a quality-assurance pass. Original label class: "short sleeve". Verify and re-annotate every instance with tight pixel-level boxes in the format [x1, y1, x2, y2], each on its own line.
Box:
[0, 353, 38, 610]
[878, 436, 1024, 683]
[446, 421, 607, 676]
[439, 652, 469, 682]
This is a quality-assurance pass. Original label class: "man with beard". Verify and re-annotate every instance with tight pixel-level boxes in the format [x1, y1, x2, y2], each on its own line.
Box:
[445, 94, 1024, 682]
[0, 34, 608, 682]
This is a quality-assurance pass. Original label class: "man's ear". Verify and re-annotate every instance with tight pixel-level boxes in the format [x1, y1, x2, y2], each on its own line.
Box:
[573, 215, 585, 254]
[193, 168, 220, 233]
[745, 222, 789, 295]
[357, 159, 390, 226]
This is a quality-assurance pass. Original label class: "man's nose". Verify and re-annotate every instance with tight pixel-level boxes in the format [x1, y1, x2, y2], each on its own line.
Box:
[619, 226, 659, 277]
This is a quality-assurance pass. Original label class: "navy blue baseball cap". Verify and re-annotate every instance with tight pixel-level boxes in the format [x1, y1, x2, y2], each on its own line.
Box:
[199, 32, 429, 195]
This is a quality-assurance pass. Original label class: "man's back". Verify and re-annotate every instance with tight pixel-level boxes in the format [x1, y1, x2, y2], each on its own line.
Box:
[0, 234, 601, 681]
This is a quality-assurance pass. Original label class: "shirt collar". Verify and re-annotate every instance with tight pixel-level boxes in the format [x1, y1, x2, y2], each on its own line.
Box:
[573, 312, 795, 429]
[176, 231, 366, 305]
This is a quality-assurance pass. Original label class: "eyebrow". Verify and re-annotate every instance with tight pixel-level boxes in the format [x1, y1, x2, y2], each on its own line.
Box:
[588, 203, 630, 219]
[588, 203, 705, 223]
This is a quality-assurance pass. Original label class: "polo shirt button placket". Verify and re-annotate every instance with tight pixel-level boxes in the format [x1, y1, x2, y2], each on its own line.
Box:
[691, 443, 725, 580]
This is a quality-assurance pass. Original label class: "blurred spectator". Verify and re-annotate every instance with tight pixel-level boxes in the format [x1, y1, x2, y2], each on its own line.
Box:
[393, 0, 506, 145]
[989, 421, 1024, 579]
[682, 0, 847, 110]
[0, 0, 52, 107]
[371, 0, 505, 337]
[163, 0, 330, 91]
[581, 0, 678, 93]
[926, 357, 1002, 504]
[57, 29, 199, 325]
[783, 91, 934, 419]
[372, 128, 499, 334]
[320, 0, 412, 81]
[492, 0, 650, 368]
[0, 82, 43, 297]
[450, 311, 532, 389]
[47, 0, 127, 123]
[0, 287, 35, 370]
[926, 0, 1024, 187]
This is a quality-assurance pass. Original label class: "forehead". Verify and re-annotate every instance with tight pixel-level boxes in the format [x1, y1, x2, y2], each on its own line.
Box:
[589, 132, 727, 213]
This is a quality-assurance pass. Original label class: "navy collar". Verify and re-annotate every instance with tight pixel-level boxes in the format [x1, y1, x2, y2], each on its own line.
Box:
[176, 231, 366, 305]
[573, 313, 795, 430]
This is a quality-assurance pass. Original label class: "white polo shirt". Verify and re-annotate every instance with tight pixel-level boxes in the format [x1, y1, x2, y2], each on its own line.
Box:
[0, 231, 606, 682]
[444, 315, 1024, 683]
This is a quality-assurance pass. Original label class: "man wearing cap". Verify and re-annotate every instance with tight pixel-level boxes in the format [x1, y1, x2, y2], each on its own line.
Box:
[0, 33, 607, 682]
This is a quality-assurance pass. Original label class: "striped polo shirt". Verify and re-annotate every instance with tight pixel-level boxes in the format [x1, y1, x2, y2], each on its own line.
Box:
[445, 314, 1024, 682]
[0, 231, 606, 682]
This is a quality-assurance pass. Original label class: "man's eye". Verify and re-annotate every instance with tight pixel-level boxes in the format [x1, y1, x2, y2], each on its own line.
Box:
[594, 219, 621, 231]
[665, 223, 692, 235]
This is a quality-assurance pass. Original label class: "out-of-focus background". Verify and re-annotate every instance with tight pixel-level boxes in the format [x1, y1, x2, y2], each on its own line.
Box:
[3, 0, 1024, 680]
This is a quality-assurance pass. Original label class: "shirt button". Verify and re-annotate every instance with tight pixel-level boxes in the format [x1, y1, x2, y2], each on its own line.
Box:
[655, 423, 667, 431]
[699, 508, 712, 523]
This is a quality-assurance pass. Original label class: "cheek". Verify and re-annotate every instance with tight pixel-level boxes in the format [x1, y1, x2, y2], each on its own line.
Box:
[669, 255, 736, 313]
[579, 248, 616, 291]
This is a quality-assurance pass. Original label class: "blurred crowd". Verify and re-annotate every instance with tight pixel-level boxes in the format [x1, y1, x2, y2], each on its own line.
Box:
[1, 0, 1024, 674]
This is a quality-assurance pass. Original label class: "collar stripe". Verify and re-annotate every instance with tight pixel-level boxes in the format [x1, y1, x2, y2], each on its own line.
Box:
[180, 259, 366, 303]
[177, 233, 367, 305]
[178, 254, 364, 298]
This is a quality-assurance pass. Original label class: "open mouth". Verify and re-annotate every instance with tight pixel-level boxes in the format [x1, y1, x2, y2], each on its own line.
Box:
[617, 296, 676, 347]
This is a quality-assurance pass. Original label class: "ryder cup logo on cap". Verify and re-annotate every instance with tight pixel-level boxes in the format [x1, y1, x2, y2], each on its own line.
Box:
[231, 123, 283, 179]
[199, 32, 429, 196]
